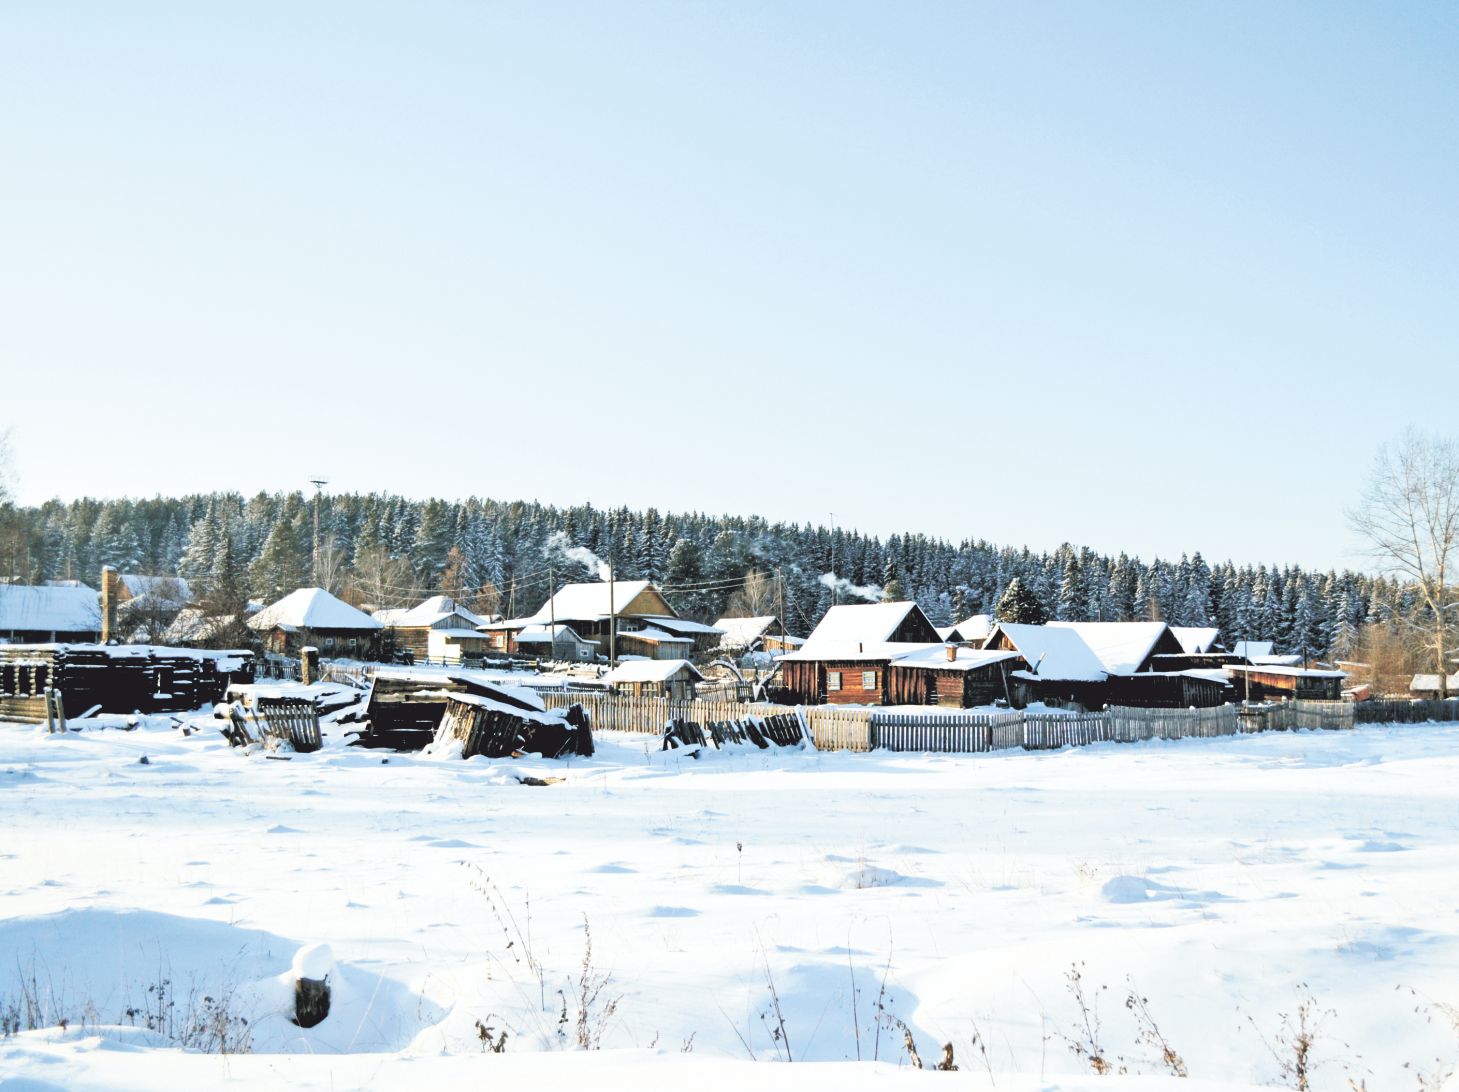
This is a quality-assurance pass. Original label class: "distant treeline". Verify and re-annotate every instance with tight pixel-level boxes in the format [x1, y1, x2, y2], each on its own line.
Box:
[0, 491, 1419, 659]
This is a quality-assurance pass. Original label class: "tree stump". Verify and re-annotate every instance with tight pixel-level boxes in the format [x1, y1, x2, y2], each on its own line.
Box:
[294, 975, 330, 1028]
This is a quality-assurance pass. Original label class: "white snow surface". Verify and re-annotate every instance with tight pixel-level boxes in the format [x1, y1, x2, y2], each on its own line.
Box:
[2, 712, 1458, 1090]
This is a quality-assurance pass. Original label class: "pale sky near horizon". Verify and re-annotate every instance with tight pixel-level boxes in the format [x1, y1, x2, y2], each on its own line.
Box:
[2, 2, 1455, 574]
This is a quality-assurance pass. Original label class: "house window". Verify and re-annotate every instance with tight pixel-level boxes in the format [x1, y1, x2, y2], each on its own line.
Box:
[862, 671, 878, 690]
[324, 636, 336, 650]
[348, 637, 358, 649]
[827, 671, 842, 692]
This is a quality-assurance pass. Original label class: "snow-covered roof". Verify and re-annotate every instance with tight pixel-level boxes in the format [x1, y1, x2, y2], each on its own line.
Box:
[793, 601, 931, 659]
[515, 624, 596, 645]
[1411, 673, 1459, 692]
[1170, 626, 1221, 654]
[953, 614, 994, 641]
[376, 595, 488, 630]
[247, 588, 382, 632]
[604, 658, 704, 684]
[1233, 640, 1275, 659]
[889, 646, 1026, 674]
[637, 615, 723, 638]
[528, 580, 664, 624]
[119, 574, 194, 605]
[1227, 664, 1347, 679]
[1250, 654, 1303, 667]
[619, 627, 692, 645]
[161, 608, 239, 644]
[1048, 621, 1173, 676]
[988, 623, 1107, 682]
[0, 585, 102, 634]
[714, 616, 782, 649]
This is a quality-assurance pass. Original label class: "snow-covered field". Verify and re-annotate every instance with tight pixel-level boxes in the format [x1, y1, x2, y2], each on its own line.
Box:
[2, 712, 1458, 1090]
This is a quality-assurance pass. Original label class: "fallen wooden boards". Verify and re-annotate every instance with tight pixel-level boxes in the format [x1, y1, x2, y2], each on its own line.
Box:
[434, 696, 593, 760]
[663, 712, 807, 752]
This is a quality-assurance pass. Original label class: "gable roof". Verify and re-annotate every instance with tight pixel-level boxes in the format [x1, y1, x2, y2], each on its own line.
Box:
[1170, 626, 1221, 654]
[1047, 621, 1179, 675]
[715, 616, 779, 649]
[528, 580, 672, 624]
[793, 601, 940, 658]
[604, 658, 704, 684]
[1233, 640, 1274, 659]
[247, 588, 382, 633]
[953, 614, 994, 642]
[0, 584, 102, 634]
[377, 595, 488, 630]
[987, 623, 1107, 682]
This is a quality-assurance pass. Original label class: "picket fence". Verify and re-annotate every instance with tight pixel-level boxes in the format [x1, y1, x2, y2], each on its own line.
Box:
[538, 691, 787, 735]
[802, 700, 1355, 754]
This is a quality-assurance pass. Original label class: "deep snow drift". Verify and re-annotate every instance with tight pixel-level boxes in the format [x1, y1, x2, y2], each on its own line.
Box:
[2, 711, 1457, 1090]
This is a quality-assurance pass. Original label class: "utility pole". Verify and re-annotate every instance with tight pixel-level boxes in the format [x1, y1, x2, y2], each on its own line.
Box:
[608, 548, 617, 668]
[309, 479, 328, 587]
[829, 512, 838, 606]
[777, 567, 787, 650]
[548, 564, 556, 662]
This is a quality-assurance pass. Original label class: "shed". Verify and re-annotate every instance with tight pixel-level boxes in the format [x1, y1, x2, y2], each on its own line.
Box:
[1409, 673, 1459, 698]
[603, 658, 705, 701]
[616, 626, 695, 661]
[1225, 664, 1346, 701]
[511, 624, 599, 663]
[884, 646, 1028, 708]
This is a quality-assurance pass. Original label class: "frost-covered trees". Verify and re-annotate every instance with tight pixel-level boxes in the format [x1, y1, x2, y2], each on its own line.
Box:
[996, 577, 1046, 625]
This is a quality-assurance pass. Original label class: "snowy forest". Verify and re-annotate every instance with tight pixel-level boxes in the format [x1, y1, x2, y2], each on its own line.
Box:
[0, 490, 1422, 663]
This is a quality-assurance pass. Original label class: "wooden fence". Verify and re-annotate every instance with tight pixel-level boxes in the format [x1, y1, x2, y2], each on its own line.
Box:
[1353, 698, 1459, 725]
[539, 691, 787, 735]
[800, 700, 1353, 754]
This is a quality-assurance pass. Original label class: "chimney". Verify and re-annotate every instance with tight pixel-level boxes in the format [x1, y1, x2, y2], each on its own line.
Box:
[100, 566, 118, 644]
[945, 643, 957, 663]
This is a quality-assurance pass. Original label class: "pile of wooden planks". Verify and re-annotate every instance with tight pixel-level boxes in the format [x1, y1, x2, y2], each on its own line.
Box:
[433, 696, 593, 760]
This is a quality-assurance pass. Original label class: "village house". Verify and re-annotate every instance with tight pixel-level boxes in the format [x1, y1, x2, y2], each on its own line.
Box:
[247, 587, 383, 657]
[603, 658, 704, 700]
[0, 583, 102, 644]
[481, 580, 703, 661]
[777, 601, 943, 706]
[373, 595, 491, 662]
[983, 623, 1111, 708]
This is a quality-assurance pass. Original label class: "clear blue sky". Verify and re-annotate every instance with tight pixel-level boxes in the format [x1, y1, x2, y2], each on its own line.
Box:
[2, 2, 1455, 572]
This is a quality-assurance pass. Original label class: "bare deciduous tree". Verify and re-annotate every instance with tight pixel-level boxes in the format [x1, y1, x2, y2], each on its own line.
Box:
[1350, 430, 1459, 698]
[726, 569, 776, 619]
